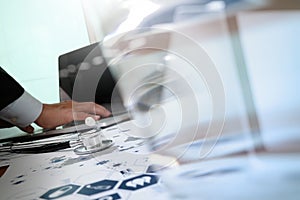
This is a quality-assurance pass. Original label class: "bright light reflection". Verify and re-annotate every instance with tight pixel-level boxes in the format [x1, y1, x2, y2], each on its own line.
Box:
[206, 1, 226, 11]
[116, 0, 160, 33]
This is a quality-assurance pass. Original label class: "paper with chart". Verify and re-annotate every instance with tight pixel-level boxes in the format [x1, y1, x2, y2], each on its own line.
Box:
[0, 123, 173, 200]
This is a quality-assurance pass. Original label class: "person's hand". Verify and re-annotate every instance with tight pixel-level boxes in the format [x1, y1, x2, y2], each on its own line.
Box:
[35, 101, 111, 130]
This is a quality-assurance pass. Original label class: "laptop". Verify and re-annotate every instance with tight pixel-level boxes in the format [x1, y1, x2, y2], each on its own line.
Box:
[58, 42, 130, 128]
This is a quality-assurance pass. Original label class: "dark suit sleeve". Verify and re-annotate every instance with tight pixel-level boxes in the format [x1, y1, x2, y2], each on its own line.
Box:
[0, 67, 25, 111]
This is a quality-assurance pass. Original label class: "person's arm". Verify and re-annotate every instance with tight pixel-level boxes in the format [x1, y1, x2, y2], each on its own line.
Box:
[0, 67, 111, 133]
[0, 67, 41, 131]
[0, 67, 25, 111]
[0, 90, 43, 132]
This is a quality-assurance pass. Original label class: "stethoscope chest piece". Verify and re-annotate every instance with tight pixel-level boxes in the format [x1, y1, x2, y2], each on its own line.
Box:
[74, 129, 114, 155]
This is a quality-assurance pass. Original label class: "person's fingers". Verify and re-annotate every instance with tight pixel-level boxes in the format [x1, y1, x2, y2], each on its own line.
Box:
[94, 104, 111, 117]
[72, 101, 93, 112]
[72, 102, 111, 117]
[20, 125, 34, 133]
[73, 112, 101, 121]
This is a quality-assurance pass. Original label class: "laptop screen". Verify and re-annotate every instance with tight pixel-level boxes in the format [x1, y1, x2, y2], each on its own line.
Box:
[58, 42, 124, 113]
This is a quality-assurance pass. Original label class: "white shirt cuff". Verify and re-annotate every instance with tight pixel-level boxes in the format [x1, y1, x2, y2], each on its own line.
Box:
[0, 91, 43, 127]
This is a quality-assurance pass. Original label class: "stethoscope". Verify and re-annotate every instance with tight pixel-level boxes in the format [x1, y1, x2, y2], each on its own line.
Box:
[0, 114, 130, 154]
[73, 117, 115, 155]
